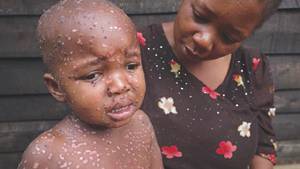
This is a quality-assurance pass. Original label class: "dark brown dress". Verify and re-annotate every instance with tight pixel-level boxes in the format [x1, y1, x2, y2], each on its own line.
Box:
[140, 24, 277, 169]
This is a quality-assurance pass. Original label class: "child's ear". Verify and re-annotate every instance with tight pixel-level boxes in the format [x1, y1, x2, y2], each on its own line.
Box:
[43, 73, 66, 102]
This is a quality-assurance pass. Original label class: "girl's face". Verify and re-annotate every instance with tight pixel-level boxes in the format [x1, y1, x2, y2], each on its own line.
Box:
[173, 0, 264, 62]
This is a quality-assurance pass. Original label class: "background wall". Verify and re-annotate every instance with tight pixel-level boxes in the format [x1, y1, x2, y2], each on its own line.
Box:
[0, 0, 299, 168]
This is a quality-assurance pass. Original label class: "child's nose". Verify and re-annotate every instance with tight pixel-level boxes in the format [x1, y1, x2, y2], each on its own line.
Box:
[107, 73, 130, 96]
[192, 32, 213, 53]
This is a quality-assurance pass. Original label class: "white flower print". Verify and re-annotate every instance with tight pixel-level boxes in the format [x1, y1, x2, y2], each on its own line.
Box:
[158, 97, 178, 115]
[270, 139, 278, 151]
[238, 122, 251, 138]
[268, 107, 276, 117]
[169, 59, 181, 78]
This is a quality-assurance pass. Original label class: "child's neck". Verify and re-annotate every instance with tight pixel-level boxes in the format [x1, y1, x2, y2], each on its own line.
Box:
[66, 113, 133, 135]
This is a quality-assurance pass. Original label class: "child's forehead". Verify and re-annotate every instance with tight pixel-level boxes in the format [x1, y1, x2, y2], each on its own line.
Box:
[52, 8, 132, 34]
[58, 46, 140, 73]
[41, 0, 134, 37]
[46, 4, 136, 55]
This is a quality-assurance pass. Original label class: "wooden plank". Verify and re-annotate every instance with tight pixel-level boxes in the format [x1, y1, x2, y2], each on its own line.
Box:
[271, 55, 300, 90]
[0, 121, 58, 153]
[0, 94, 68, 122]
[0, 153, 22, 169]
[0, 16, 40, 58]
[0, 114, 298, 153]
[279, 0, 300, 9]
[0, 59, 47, 95]
[275, 91, 300, 114]
[243, 11, 300, 54]
[0, 90, 298, 122]
[277, 140, 300, 164]
[1, 55, 299, 95]
[275, 164, 300, 169]
[273, 114, 300, 140]
[0, 0, 298, 16]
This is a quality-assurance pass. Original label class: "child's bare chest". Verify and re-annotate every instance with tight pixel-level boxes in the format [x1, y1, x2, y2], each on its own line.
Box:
[60, 124, 153, 168]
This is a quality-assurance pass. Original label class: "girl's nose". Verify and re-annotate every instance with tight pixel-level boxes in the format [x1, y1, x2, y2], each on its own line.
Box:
[192, 32, 213, 53]
[107, 73, 130, 96]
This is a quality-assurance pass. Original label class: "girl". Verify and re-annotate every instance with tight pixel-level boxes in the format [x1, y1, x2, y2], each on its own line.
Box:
[140, 0, 282, 168]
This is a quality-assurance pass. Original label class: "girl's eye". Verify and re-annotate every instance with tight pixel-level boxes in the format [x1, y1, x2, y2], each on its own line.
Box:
[193, 10, 209, 23]
[222, 32, 236, 44]
[126, 63, 139, 71]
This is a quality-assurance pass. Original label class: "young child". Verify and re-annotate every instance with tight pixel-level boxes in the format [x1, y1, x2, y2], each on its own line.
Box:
[140, 0, 282, 169]
[18, 0, 163, 169]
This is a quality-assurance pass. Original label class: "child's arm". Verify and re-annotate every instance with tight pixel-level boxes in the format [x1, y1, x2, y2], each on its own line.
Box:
[150, 133, 164, 169]
[250, 155, 273, 169]
[17, 136, 58, 169]
[136, 110, 164, 169]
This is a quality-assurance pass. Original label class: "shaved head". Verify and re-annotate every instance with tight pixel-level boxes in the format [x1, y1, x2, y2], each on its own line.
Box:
[37, 0, 135, 74]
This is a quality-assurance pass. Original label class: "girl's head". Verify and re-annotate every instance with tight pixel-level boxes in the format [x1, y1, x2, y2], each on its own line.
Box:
[173, 0, 282, 63]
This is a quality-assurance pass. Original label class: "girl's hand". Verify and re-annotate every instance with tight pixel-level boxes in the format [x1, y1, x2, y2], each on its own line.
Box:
[250, 155, 273, 169]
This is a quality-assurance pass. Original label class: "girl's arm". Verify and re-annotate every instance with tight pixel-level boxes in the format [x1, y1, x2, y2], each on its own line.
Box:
[250, 155, 273, 169]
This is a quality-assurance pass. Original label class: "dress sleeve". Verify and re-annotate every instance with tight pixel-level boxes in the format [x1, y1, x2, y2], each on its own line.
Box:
[252, 53, 277, 165]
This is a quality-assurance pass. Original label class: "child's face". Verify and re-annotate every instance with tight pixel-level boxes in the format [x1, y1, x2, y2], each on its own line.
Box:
[174, 0, 264, 62]
[50, 20, 145, 128]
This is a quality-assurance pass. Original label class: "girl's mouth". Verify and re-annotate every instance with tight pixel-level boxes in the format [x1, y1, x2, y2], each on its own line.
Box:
[185, 45, 197, 55]
[106, 104, 136, 121]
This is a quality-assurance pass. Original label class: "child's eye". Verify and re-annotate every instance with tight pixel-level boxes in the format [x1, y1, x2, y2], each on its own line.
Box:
[126, 63, 139, 71]
[81, 72, 103, 82]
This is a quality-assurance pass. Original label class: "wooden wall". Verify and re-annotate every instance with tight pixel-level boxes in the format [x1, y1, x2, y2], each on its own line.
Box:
[0, 0, 300, 168]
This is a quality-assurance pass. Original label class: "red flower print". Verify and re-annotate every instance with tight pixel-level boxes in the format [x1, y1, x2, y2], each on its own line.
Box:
[216, 141, 237, 159]
[161, 145, 183, 159]
[252, 57, 261, 71]
[259, 153, 277, 165]
[137, 32, 146, 46]
[202, 86, 220, 100]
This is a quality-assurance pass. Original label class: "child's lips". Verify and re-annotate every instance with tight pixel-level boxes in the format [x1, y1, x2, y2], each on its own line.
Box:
[106, 104, 136, 121]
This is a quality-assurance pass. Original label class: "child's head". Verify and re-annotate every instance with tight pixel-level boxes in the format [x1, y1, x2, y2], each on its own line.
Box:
[37, 0, 145, 128]
[172, 0, 282, 62]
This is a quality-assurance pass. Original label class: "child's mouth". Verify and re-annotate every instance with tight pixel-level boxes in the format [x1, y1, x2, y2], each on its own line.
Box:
[106, 104, 136, 121]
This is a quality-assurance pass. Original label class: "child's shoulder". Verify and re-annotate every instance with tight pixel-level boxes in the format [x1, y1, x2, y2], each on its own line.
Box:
[126, 110, 156, 139]
[18, 127, 65, 168]
[18, 118, 74, 168]
[131, 110, 153, 128]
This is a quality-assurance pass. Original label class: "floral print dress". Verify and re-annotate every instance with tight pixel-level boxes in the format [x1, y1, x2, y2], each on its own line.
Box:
[140, 24, 277, 169]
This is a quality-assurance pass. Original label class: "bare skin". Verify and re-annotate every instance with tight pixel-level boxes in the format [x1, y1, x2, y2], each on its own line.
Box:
[18, 0, 163, 168]
[18, 112, 162, 169]
[250, 155, 273, 169]
[163, 0, 275, 168]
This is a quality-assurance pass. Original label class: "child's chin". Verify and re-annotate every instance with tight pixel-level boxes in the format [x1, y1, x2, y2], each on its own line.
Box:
[107, 118, 133, 128]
